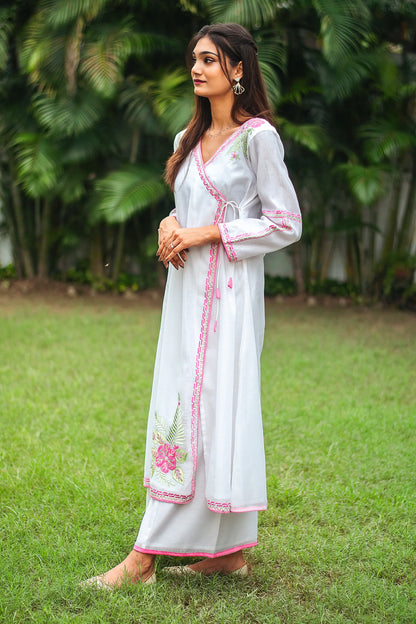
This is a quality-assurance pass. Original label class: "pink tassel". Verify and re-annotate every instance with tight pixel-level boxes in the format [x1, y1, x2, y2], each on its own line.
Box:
[216, 288, 221, 299]
[214, 321, 217, 332]
[227, 278, 233, 289]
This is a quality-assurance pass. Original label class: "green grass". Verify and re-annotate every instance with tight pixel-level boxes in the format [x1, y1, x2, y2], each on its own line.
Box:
[1, 295, 415, 623]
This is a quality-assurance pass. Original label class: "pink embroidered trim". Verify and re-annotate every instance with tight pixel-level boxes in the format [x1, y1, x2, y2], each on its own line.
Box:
[206, 499, 267, 514]
[229, 217, 298, 245]
[231, 505, 267, 513]
[262, 209, 302, 222]
[133, 542, 257, 558]
[143, 478, 194, 503]
[218, 222, 237, 262]
[143, 147, 228, 505]
[203, 117, 266, 167]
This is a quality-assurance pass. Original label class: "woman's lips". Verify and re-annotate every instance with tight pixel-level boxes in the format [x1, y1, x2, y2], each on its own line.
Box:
[193, 80, 205, 85]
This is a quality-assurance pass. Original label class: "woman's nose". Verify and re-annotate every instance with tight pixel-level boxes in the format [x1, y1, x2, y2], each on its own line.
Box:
[192, 60, 202, 75]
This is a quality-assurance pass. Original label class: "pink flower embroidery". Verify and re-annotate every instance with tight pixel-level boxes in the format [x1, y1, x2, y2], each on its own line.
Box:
[155, 442, 179, 474]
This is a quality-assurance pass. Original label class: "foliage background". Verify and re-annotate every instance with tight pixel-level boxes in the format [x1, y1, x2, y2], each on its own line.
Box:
[0, 0, 415, 304]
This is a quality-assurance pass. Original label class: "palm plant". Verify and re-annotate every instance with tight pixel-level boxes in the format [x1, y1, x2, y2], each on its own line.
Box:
[2, 0, 194, 280]
[1, 0, 414, 301]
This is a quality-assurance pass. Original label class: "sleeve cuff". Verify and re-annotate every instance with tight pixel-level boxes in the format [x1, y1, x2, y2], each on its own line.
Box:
[218, 222, 238, 262]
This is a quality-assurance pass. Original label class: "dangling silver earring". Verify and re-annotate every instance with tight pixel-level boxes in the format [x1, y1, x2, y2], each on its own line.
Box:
[232, 78, 245, 95]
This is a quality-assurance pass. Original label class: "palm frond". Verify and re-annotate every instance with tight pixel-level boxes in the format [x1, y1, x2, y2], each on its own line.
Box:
[13, 132, 61, 197]
[158, 95, 195, 137]
[119, 31, 178, 60]
[0, 9, 13, 72]
[61, 126, 121, 165]
[118, 78, 162, 134]
[257, 37, 287, 74]
[93, 165, 168, 223]
[55, 168, 86, 203]
[359, 121, 416, 163]
[337, 162, 387, 205]
[258, 61, 281, 109]
[313, 0, 371, 66]
[33, 92, 107, 136]
[19, 13, 67, 90]
[151, 70, 194, 136]
[80, 39, 123, 98]
[314, 48, 385, 102]
[120, 71, 194, 137]
[206, 0, 278, 28]
[40, 0, 109, 27]
[279, 118, 329, 154]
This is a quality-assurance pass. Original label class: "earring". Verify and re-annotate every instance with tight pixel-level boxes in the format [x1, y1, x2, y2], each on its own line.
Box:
[232, 78, 245, 95]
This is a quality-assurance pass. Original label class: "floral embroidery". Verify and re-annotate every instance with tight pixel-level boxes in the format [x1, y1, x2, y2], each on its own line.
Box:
[155, 443, 178, 473]
[225, 118, 265, 162]
[226, 127, 254, 161]
[151, 396, 187, 486]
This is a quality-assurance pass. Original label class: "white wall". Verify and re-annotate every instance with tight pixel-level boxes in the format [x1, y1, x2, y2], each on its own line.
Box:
[0, 234, 12, 267]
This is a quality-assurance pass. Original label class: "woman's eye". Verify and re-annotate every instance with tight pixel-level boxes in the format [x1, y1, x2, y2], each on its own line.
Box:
[204, 57, 214, 63]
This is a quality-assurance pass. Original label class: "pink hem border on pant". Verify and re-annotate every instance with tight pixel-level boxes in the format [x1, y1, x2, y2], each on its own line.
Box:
[133, 542, 257, 558]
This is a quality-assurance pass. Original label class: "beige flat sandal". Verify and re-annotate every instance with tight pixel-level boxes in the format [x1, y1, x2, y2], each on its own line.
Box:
[80, 569, 156, 590]
[163, 563, 248, 577]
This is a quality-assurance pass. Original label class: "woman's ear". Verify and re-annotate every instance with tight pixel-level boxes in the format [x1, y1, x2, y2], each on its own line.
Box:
[234, 61, 243, 80]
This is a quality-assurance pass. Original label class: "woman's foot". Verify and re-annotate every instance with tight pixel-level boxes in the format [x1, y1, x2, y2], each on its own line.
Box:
[163, 551, 247, 576]
[82, 550, 156, 588]
[187, 551, 246, 574]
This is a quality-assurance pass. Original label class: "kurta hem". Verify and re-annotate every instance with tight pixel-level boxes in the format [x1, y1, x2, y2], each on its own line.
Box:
[133, 542, 257, 558]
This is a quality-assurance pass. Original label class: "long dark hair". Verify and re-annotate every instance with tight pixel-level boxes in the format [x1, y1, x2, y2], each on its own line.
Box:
[164, 23, 273, 190]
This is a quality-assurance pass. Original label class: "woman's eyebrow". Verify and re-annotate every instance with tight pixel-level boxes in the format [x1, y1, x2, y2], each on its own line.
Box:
[192, 50, 219, 57]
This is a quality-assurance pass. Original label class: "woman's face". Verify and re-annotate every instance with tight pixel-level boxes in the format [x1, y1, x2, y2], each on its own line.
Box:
[191, 36, 240, 99]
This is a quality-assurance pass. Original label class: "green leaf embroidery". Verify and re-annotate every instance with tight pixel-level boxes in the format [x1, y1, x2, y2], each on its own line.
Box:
[172, 467, 184, 484]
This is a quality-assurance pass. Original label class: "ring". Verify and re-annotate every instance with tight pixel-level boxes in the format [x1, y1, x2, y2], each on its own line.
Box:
[170, 243, 174, 249]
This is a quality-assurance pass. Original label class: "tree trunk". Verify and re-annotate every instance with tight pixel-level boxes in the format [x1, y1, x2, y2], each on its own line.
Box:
[10, 179, 34, 277]
[89, 224, 104, 279]
[381, 162, 404, 258]
[112, 222, 125, 282]
[65, 16, 84, 97]
[292, 242, 305, 295]
[396, 152, 416, 254]
[37, 199, 51, 279]
[320, 238, 336, 282]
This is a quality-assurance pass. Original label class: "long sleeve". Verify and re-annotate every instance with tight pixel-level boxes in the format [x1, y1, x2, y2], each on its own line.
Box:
[218, 129, 301, 262]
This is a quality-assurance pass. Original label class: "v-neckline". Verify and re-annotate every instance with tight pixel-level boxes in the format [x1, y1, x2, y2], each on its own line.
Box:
[199, 119, 250, 166]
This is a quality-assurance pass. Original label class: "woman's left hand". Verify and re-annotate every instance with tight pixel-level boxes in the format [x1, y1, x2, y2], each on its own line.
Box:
[157, 225, 221, 266]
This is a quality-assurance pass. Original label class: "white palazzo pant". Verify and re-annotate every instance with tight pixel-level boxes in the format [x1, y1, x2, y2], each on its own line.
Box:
[134, 431, 258, 558]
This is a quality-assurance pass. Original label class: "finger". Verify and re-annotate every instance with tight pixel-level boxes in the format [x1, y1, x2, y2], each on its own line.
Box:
[158, 242, 171, 261]
[171, 254, 183, 269]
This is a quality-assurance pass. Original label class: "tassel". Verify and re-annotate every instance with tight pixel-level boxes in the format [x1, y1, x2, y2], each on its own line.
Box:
[216, 288, 221, 299]
[227, 278, 233, 289]
[214, 321, 218, 333]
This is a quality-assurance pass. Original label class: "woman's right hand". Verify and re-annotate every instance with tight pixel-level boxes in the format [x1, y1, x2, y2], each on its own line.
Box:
[157, 215, 187, 270]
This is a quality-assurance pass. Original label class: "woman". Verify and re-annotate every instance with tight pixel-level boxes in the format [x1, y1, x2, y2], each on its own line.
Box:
[82, 22, 301, 588]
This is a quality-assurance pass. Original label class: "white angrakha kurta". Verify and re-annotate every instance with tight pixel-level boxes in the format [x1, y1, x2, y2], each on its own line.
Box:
[135, 118, 301, 557]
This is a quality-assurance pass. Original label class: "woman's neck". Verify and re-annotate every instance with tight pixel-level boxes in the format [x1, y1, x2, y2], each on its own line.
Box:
[209, 96, 235, 131]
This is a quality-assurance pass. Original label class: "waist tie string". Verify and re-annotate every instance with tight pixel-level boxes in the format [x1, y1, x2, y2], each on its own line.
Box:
[214, 201, 239, 333]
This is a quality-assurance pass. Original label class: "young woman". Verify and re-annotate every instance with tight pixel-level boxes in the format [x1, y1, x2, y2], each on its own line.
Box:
[82, 22, 301, 588]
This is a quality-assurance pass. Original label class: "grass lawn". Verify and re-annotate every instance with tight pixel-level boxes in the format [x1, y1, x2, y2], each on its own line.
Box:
[0, 293, 415, 623]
